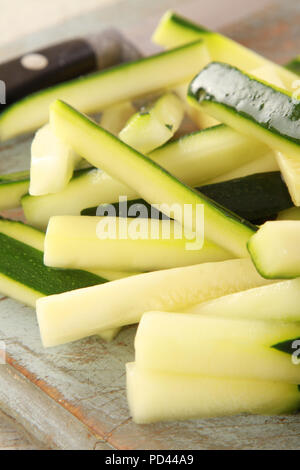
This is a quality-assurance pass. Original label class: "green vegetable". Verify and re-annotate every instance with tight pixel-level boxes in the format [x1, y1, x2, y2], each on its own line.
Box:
[0, 218, 105, 306]
[135, 311, 300, 383]
[0, 171, 29, 210]
[248, 220, 300, 279]
[119, 93, 184, 153]
[152, 11, 298, 90]
[126, 362, 300, 423]
[89, 172, 293, 224]
[22, 124, 270, 229]
[187, 277, 300, 322]
[188, 62, 300, 160]
[285, 55, 300, 76]
[0, 40, 209, 141]
[275, 151, 300, 206]
[43, 215, 231, 272]
[0, 218, 119, 341]
[50, 100, 256, 257]
[99, 101, 136, 135]
[277, 206, 300, 221]
[36, 258, 272, 347]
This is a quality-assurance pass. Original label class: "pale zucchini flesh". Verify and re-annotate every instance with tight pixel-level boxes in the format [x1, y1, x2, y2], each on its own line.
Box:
[275, 151, 300, 206]
[30, 124, 81, 196]
[0, 218, 119, 342]
[152, 11, 298, 91]
[50, 100, 256, 258]
[135, 312, 300, 383]
[99, 101, 136, 135]
[0, 40, 210, 141]
[0, 171, 29, 210]
[119, 93, 184, 153]
[277, 207, 300, 221]
[22, 125, 270, 229]
[36, 258, 273, 347]
[188, 62, 300, 160]
[126, 363, 300, 423]
[248, 220, 300, 279]
[206, 152, 278, 184]
[44, 216, 232, 272]
[187, 277, 300, 322]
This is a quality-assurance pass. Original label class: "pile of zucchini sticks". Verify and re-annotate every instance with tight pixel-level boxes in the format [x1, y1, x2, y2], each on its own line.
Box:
[0, 11, 300, 423]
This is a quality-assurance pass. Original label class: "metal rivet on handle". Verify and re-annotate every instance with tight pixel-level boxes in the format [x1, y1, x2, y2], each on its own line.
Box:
[21, 53, 49, 70]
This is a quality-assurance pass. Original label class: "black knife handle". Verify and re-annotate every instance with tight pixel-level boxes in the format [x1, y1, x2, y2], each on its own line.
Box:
[0, 38, 97, 108]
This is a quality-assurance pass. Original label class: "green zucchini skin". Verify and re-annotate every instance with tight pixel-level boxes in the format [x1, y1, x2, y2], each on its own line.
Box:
[50, 100, 256, 258]
[82, 172, 293, 224]
[0, 218, 107, 303]
[0, 171, 30, 210]
[0, 40, 209, 141]
[0, 232, 106, 296]
[188, 62, 300, 156]
[273, 337, 300, 355]
[285, 56, 300, 76]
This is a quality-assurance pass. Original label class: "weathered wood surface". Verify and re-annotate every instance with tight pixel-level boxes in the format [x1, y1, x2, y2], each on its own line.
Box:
[0, 0, 300, 450]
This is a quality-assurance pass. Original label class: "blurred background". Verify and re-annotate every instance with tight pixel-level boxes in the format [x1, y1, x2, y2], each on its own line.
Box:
[0, 0, 273, 57]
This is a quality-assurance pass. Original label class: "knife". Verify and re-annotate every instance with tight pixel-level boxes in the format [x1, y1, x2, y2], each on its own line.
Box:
[0, 29, 141, 108]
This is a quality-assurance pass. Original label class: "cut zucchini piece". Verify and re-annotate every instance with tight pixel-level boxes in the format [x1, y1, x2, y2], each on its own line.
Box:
[285, 55, 300, 76]
[0, 170, 29, 210]
[277, 207, 300, 221]
[99, 101, 136, 135]
[22, 125, 270, 229]
[36, 258, 273, 347]
[207, 152, 278, 184]
[91, 171, 293, 224]
[248, 220, 300, 279]
[0, 217, 45, 251]
[188, 62, 300, 160]
[250, 64, 287, 89]
[0, 40, 210, 141]
[90, 269, 141, 281]
[187, 277, 300, 322]
[0, 219, 106, 306]
[275, 151, 300, 206]
[22, 168, 134, 230]
[50, 100, 256, 257]
[126, 362, 300, 423]
[0, 218, 119, 342]
[30, 124, 81, 196]
[153, 11, 298, 90]
[44, 216, 231, 272]
[149, 124, 270, 187]
[198, 172, 292, 223]
[174, 82, 219, 129]
[135, 312, 300, 383]
[119, 93, 184, 153]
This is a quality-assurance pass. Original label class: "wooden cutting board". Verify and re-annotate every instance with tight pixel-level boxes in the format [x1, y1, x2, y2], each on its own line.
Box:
[0, 0, 300, 450]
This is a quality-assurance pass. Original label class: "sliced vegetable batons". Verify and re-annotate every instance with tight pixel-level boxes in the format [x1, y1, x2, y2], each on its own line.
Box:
[0, 218, 119, 341]
[50, 100, 256, 258]
[135, 312, 300, 383]
[22, 125, 271, 229]
[188, 62, 300, 159]
[36, 258, 274, 347]
[126, 363, 300, 423]
[248, 220, 300, 279]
